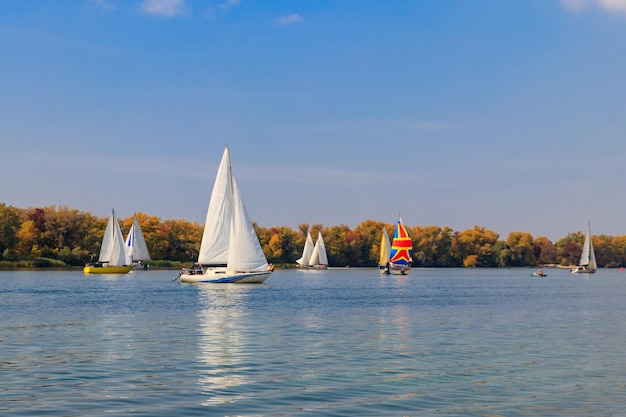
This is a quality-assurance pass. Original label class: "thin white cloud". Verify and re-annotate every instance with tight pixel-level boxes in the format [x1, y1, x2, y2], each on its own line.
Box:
[140, 0, 187, 17]
[218, 0, 240, 10]
[562, 0, 626, 12]
[600, 0, 626, 11]
[204, 0, 239, 19]
[89, 0, 117, 11]
[275, 14, 302, 26]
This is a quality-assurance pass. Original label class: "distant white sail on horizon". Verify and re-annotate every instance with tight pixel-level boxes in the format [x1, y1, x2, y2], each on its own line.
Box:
[296, 232, 315, 267]
[99, 209, 130, 266]
[578, 222, 597, 271]
[125, 214, 151, 262]
[309, 232, 328, 267]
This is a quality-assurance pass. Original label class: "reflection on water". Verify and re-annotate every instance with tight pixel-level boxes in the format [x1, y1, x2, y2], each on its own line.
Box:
[196, 286, 251, 406]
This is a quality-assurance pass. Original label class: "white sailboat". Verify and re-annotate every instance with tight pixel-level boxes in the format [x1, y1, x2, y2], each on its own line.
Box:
[308, 232, 328, 269]
[296, 232, 314, 269]
[179, 146, 273, 283]
[84, 209, 132, 274]
[125, 213, 151, 269]
[571, 222, 597, 274]
[378, 227, 391, 274]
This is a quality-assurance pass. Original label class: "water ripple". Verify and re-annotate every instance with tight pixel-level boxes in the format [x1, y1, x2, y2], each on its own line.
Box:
[2, 268, 626, 416]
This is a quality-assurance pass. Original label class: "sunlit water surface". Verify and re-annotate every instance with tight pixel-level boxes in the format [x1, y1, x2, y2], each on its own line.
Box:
[2, 268, 626, 416]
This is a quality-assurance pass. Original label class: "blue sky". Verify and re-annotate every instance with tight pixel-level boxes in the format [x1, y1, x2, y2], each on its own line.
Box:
[1, 0, 626, 241]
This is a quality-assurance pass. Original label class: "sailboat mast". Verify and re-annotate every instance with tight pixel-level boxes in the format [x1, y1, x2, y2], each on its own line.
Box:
[112, 209, 116, 241]
[225, 145, 234, 200]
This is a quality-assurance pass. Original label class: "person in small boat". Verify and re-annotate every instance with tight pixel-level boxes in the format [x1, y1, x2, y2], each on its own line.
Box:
[538, 268, 544, 276]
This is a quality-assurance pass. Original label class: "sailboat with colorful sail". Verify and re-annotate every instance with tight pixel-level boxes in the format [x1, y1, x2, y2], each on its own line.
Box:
[125, 213, 151, 269]
[389, 217, 413, 275]
[378, 227, 391, 274]
[178, 146, 273, 284]
[571, 222, 597, 274]
[84, 209, 132, 274]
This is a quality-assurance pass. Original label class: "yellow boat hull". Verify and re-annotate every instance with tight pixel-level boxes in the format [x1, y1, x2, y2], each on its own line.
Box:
[83, 265, 133, 274]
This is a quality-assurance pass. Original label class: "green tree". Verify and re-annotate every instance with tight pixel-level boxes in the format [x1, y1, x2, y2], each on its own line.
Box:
[412, 225, 455, 267]
[493, 240, 512, 267]
[506, 232, 536, 266]
[593, 234, 614, 268]
[324, 225, 351, 267]
[454, 226, 499, 267]
[0, 203, 20, 258]
[355, 220, 388, 266]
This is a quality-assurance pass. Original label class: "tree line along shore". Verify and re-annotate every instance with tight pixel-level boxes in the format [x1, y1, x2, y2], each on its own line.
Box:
[0, 203, 622, 269]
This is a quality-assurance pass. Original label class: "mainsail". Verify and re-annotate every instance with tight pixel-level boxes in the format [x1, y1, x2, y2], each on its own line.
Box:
[579, 222, 597, 271]
[378, 227, 391, 267]
[125, 214, 151, 262]
[197, 148, 232, 266]
[309, 232, 328, 267]
[296, 232, 315, 267]
[98, 209, 129, 266]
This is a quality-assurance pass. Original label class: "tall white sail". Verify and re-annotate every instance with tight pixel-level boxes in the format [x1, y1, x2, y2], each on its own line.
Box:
[296, 232, 314, 267]
[125, 214, 151, 262]
[226, 176, 269, 273]
[317, 233, 328, 266]
[198, 148, 233, 266]
[98, 215, 115, 263]
[309, 232, 328, 266]
[588, 236, 597, 271]
[579, 222, 597, 270]
[99, 210, 129, 266]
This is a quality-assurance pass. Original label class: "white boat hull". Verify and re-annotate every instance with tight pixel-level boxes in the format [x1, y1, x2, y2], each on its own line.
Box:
[571, 267, 596, 274]
[179, 270, 271, 283]
[297, 265, 328, 270]
[390, 263, 410, 275]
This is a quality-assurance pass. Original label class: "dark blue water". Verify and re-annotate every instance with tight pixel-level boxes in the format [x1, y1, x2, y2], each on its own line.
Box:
[2, 268, 625, 416]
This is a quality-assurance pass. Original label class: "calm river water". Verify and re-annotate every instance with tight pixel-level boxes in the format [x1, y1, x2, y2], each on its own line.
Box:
[2, 267, 626, 416]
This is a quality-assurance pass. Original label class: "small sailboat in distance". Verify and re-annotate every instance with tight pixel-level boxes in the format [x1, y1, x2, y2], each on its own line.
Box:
[125, 213, 151, 269]
[84, 209, 132, 274]
[378, 227, 391, 274]
[308, 232, 328, 269]
[571, 221, 597, 274]
[389, 217, 412, 275]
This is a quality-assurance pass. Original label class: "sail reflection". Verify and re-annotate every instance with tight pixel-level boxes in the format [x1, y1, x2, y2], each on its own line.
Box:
[196, 286, 252, 406]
